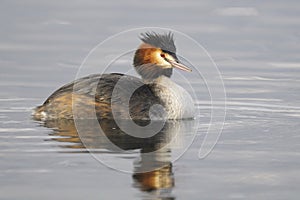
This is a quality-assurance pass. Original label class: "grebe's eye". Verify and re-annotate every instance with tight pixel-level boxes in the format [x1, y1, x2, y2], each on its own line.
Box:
[160, 53, 165, 58]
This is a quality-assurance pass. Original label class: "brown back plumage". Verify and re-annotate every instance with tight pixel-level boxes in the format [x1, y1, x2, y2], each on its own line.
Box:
[33, 73, 163, 120]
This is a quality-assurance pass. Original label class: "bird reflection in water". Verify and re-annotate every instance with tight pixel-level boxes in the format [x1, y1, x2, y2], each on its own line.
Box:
[38, 118, 195, 197]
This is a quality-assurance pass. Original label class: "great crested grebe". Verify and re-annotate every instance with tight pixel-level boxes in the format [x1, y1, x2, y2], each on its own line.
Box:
[33, 32, 195, 120]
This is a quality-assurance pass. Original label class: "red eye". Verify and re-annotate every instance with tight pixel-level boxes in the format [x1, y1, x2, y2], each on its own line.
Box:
[160, 53, 165, 58]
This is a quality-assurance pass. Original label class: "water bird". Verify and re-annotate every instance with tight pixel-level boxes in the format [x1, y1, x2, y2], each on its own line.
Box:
[33, 32, 195, 120]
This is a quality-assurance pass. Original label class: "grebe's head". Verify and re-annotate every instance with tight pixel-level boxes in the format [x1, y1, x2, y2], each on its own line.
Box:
[133, 32, 191, 81]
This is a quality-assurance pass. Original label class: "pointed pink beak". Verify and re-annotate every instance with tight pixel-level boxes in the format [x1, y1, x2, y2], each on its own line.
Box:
[169, 60, 192, 72]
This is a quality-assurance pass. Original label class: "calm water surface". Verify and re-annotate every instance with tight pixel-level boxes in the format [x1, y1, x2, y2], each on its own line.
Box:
[1, 1, 300, 199]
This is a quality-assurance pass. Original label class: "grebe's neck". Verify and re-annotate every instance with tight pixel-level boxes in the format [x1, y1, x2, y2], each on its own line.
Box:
[135, 63, 173, 81]
[147, 76, 195, 119]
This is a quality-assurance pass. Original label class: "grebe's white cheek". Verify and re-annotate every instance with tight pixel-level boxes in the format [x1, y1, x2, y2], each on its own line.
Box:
[155, 51, 172, 68]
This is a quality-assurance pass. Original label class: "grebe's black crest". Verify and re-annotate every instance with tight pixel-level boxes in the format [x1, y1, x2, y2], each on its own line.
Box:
[140, 32, 176, 54]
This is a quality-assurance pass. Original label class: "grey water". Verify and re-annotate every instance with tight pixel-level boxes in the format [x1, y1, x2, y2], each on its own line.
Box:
[1, 0, 300, 199]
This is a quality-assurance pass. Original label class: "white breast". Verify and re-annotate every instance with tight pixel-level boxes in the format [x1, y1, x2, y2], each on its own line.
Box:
[152, 76, 195, 119]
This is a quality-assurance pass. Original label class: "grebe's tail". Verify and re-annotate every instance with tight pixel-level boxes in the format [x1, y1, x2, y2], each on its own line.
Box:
[32, 105, 46, 121]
